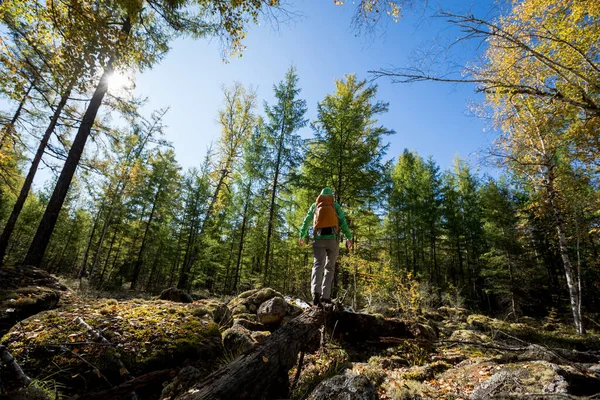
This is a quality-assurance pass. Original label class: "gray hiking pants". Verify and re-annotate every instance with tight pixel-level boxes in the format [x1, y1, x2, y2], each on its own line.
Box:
[311, 238, 339, 299]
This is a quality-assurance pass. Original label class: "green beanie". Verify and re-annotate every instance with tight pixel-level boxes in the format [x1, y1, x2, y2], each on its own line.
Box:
[320, 187, 333, 195]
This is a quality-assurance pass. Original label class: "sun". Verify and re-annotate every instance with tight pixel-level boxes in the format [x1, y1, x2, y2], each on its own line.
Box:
[106, 71, 131, 93]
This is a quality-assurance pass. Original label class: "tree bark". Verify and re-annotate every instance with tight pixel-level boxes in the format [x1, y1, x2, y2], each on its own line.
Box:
[178, 167, 227, 290]
[178, 309, 419, 400]
[130, 178, 162, 290]
[22, 17, 131, 267]
[178, 309, 324, 400]
[0, 82, 73, 265]
[547, 170, 584, 334]
[263, 115, 286, 284]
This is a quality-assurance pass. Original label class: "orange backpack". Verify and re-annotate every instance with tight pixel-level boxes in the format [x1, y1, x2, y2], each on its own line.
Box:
[313, 194, 339, 233]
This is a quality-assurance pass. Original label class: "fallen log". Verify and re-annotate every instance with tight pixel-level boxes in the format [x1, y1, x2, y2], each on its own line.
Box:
[178, 308, 324, 400]
[324, 309, 415, 343]
[177, 308, 424, 400]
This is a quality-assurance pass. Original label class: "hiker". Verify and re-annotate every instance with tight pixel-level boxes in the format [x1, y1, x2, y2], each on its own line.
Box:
[299, 187, 352, 306]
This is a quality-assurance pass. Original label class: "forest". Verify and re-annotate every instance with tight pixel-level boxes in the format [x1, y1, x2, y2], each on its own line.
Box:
[0, 0, 599, 399]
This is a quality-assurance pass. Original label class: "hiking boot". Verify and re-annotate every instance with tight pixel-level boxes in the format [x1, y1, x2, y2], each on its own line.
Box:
[312, 293, 321, 306]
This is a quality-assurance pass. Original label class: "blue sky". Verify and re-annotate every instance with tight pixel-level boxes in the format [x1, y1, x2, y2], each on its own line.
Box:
[130, 0, 501, 176]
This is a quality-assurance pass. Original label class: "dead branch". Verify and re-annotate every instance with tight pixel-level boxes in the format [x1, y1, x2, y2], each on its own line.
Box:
[0, 344, 32, 388]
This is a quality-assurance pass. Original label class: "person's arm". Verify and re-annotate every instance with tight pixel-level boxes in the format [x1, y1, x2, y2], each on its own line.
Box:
[334, 203, 352, 240]
[299, 203, 316, 239]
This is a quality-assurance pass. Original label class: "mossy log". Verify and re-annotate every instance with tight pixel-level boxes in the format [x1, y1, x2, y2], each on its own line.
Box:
[178, 308, 420, 400]
[178, 308, 324, 400]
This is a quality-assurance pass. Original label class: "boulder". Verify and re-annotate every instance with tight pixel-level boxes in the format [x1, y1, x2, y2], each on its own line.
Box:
[159, 287, 193, 303]
[257, 297, 288, 326]
[0, 267, 66, 336]
[1, 299, 222, 397]
[196, 300, 232, 327]
[412, 323, 437, 341]
[307, 373, 379, 400]
[228, 288, 284, 317]
[437, 306, 468, 322]
[222, 326, 254, 354]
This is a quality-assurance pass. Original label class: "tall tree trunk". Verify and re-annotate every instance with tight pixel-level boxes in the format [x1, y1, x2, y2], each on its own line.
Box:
[233, 184, 252, 293]
[90, 130, 152, 277]
[547, 172, 584, 334]
[264, 115, 286, 284]
[130, 180, 162, 290]
[22, 17, 131, 268]
[97, 229, 117, 284]
[178, 168, 227, 289]
[0, 83, 73, 265]
[78, 197, 106, 278]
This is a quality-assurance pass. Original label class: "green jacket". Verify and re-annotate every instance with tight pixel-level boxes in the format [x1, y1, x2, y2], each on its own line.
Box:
[300, 202, 352, 240]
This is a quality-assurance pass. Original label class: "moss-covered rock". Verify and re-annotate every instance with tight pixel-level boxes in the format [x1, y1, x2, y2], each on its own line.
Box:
[0, 299, 221, 397]
[437, 306, 468, 322]
[233, 318, 266, 331]
[222, 325, 254, 354]
[257, 297, 288, 326]
[0, 267, 67, 337]
[196, 299, 232, 327]
[369, 355, 409, 370]
[402, 365, 433, 381]
[449, 329, 491, 343]
[412, 323, 437, 341]
[467, 314, 499, 331]
[228, 287, 285, 318]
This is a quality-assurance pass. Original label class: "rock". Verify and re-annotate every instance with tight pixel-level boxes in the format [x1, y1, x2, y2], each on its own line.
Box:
[257, 297, 288, 326]
[161, 366, 203, 400]
[437, 306, 468, 322]
[449, 329, 490, 343]
[159, 287, 193, 303]
[196, 300, 232, 327]
[222, 326, 254, 354]
[248, 288, 282, 305]
[230, 303, 249, 316]
[402, 365, 433, 381]
[286, 301, 304, 318]
[233, 318, 266, 331]
[307, 373, 379, 400]
[1, 299, 222, 397]
[467, 314, 497, 331]
[0, 267, 66, 336]
[424, 309, 444, 322]
[369, 355, 409, 370]
[235, 313, 258, 322]
[543, 374, 569, 394]
[470, 370, 515, 400]
[227, 287, 284, 318]
[413, 323, 437, 341]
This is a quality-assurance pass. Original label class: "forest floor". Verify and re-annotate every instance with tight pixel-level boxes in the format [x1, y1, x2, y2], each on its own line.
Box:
[1, 266, 599, 400]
